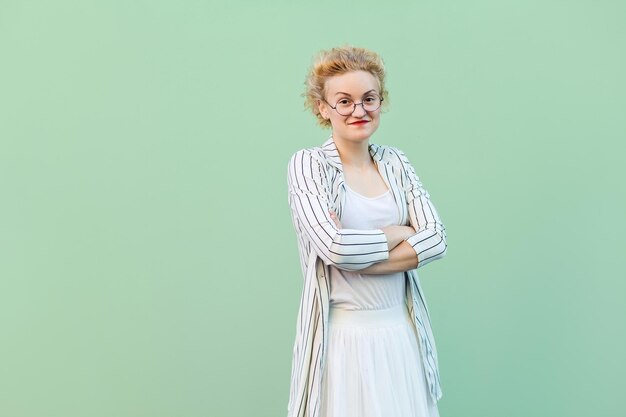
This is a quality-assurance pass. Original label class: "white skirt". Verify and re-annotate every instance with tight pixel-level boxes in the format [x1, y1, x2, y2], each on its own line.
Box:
[320, 303, 440, 417]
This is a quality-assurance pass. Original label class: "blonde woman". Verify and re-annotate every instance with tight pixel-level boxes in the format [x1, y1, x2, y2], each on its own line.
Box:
[286, 45, 447, 417]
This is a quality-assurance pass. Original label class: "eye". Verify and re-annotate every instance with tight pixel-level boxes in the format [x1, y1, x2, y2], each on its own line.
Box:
[364, 95, 377, 103]
[337, 99, 352, 105]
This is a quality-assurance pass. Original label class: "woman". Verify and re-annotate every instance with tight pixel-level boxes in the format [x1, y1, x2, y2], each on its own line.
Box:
[286, 45, 447, 417]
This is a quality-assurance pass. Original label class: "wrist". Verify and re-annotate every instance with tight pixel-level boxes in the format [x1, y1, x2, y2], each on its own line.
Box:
[404, 226, 417, 241]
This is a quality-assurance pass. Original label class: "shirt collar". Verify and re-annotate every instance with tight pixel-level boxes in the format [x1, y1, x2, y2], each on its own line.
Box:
[321, 134, 386, 173]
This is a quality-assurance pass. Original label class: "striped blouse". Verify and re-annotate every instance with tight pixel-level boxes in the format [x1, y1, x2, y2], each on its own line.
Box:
[286, 135, 448, 417]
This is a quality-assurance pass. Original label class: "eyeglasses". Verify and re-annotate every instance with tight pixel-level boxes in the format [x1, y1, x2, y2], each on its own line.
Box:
[323, 94, 384, 116]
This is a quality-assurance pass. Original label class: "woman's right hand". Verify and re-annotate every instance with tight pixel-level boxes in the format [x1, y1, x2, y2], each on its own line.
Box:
[380, 225, 417, 250]
[329, 210, 414, 251]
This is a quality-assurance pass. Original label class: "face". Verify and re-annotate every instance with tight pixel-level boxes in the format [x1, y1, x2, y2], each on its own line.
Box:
[317, 70, 382, 145]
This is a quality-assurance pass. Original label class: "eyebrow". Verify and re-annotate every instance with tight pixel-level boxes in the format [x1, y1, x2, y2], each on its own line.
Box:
[334, 89, 377, 97]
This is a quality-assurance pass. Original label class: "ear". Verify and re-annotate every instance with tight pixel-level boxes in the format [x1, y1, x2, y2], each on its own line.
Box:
[317, 99, 328, 119]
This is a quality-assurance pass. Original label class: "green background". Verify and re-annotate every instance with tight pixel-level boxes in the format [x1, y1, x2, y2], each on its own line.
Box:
[1, 1, 624, 416]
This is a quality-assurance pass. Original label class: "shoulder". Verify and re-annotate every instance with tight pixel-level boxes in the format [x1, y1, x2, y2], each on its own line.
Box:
[288, 146, 326, 165]
[287, 146, 327, 177]
[372, 143, 412, 169]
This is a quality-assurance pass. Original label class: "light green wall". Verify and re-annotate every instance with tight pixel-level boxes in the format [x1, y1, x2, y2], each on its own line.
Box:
[1, 1, 625, 416]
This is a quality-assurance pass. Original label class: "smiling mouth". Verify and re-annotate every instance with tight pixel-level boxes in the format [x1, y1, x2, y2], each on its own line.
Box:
[350, 121, 369, 125]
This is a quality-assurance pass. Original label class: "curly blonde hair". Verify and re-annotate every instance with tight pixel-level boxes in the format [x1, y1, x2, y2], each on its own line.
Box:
[303, 44, 390, 128]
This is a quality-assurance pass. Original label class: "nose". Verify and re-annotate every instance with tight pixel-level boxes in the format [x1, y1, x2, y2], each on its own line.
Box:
[352, 102, 367, 117]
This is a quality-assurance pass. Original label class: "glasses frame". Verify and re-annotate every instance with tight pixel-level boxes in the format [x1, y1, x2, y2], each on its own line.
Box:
[323, 94, 384, 116]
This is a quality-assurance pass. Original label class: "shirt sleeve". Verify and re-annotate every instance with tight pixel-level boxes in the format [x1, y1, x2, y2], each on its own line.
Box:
[287, 149, 390, 271]
[394, 148, 448, 269]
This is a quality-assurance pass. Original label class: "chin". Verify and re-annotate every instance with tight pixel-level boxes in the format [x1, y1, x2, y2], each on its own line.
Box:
[334, 124, 378, 141]
[353, 127, 378, 139]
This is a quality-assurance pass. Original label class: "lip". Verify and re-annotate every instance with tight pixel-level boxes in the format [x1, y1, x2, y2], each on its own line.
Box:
[349, 120, 370, 125]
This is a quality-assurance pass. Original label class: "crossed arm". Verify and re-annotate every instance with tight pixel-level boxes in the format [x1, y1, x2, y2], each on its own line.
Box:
[287, 148, 446, 274]
[329, 211, 420, 274]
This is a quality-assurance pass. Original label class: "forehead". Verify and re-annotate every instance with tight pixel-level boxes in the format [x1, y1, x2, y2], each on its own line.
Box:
[324, 70, 379, 96]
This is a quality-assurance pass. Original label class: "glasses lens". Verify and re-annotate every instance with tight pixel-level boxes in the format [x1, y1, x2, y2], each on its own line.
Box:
[362, 95, 381, 111]
[336, 99, 355, 116]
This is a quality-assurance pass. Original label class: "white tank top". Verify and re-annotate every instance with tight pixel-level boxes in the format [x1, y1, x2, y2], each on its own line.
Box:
[328, 183, 406, 310]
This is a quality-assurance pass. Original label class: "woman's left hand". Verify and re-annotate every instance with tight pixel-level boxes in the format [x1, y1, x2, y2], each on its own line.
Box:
[329, 210, 342, 229]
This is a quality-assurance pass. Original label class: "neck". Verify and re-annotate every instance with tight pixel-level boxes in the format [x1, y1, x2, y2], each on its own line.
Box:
[332, 134, 373, 170]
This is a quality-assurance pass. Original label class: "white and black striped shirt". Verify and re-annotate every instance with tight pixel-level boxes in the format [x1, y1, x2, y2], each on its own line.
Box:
[286, 135, 447, 417]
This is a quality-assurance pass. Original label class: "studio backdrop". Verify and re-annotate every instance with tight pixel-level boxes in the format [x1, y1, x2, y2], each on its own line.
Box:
[1, 1, 624, 417]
